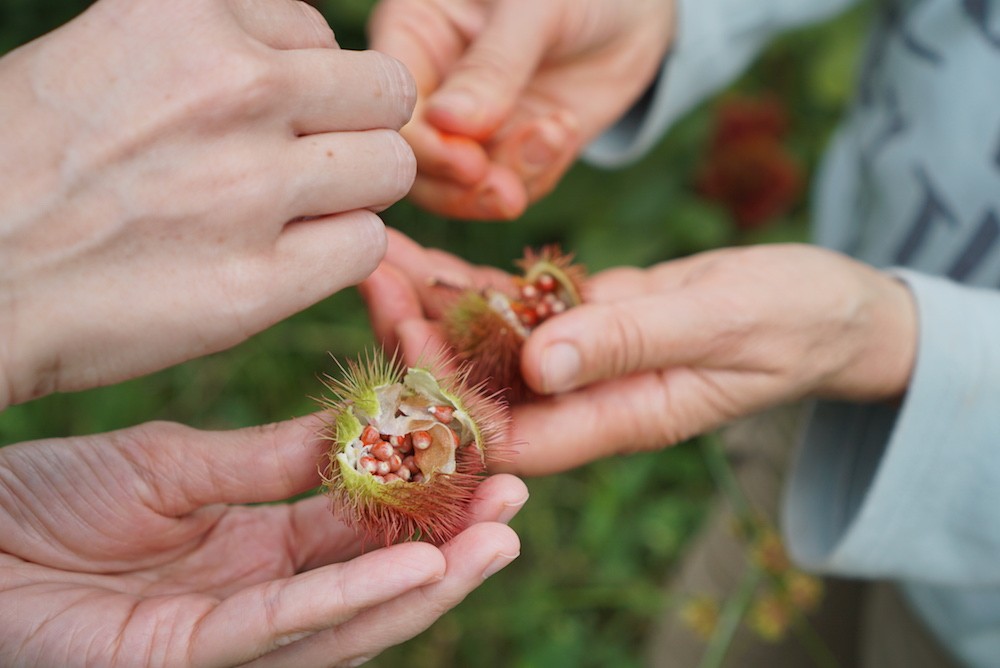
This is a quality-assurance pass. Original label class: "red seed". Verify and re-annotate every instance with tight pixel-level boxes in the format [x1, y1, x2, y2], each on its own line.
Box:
[373, 475, 386, 484]
[402, 455, 419, 474]
[383, 473, 402, 483]
[519, 308, 538, 327]
[376, 460, 391, 475]
[412, 431, 432, 450]
[428, 405, 454, 424]
[536, 273, 557, 292]
[359, 456, 378, 474]
[550, 299, 567, 314]
[411, 473, 424, 483]
[534, 300, 551, 320]
[396, 466, 412, 482]
[360, 425, 381, 445]
[388, 453, 402, 472]
[371, 441, 394, 461]
[388, 434, 405, 447]
[520, 283, 539, 300]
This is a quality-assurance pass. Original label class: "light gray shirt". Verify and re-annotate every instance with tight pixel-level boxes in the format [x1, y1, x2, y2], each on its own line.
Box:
[588, 1, 1000, 665]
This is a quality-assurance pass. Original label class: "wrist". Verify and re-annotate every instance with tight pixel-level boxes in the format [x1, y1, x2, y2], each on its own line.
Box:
[828, 269, 918, 402]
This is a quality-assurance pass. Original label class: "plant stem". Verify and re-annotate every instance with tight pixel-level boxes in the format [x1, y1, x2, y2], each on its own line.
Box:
[697, 565, 763, 668]
[790, 610, 842, 668]
[701, 432, 842, 668]
[700, 433, 753, 519]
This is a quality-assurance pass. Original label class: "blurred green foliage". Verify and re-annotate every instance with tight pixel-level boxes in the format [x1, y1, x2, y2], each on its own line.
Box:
[0, 1, 867, 666]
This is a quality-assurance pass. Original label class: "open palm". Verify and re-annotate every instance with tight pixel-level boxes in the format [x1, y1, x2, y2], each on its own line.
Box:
[0, 417, 524, 667]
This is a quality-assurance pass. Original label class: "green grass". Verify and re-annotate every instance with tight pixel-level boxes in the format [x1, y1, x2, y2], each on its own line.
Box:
[0, 1, 867, 665]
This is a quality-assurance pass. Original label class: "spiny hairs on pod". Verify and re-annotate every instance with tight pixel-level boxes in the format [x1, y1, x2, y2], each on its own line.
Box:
[316, 347, 511, 546]
[440, 245, 587, 403]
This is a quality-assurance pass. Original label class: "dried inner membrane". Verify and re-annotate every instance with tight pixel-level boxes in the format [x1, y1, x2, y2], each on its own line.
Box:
[338, 370, 480, 485]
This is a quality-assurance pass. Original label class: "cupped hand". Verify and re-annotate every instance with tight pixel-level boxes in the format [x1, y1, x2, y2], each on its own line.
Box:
[0, 0, 417, 408]
[0, 417, 525, 666]
[368, 0, 674, 219]
[362, 237, 918, 475]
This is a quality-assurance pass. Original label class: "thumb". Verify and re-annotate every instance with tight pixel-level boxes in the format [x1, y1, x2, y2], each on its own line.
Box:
[424, 0, 558, 139]
[522, 294, 719, 395]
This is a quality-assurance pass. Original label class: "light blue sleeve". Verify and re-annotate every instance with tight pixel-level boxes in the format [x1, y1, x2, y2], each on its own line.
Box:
[585, 0, 861, 167]
[783, 271, 1000, 585]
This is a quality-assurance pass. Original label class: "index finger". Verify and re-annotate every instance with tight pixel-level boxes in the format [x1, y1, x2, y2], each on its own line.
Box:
[280, 48, 416, 135]
[233, 0, 338, 49]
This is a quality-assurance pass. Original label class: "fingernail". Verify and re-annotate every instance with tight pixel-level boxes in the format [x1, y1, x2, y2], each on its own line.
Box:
[519, 119, 566, 169]
[482, 551, 520, 580]
[497, 493, 530, 525]
[430, 90, 479, 122]
[541, 342, 581, 393]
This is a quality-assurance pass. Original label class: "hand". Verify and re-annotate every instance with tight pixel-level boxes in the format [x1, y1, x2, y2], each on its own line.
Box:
[0, 0, 417, 408]
[368, 0, 673, 219]
[0, 416, 525, 666]
[362, 236, 918, 474]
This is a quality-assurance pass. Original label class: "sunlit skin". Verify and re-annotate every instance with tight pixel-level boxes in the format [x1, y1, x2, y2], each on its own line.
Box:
[0, 0, 531, 663]
[0, 416, 525, 666]
[0, 0, 417, 409]
[361, 230, 918, 476]
[368, 0, 674, 219]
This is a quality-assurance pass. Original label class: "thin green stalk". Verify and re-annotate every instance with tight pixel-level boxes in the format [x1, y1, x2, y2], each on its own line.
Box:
[790, 608, 842, 668]
[701, 432, 842, 668]
[699, 433, 753, 519]
[697, 565, 763, 668]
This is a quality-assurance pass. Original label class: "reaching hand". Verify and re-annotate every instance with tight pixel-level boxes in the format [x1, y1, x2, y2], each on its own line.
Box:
[0, 0, 417, 408]
[362, 233, 918, 475]
[368, 0, 674, 219]
[0, 416, 525, 666]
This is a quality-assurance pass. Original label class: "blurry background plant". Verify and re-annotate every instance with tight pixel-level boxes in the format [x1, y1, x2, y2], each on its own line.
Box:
[695, 94, 804, 232]
[0, 2, 868, 666]
[681, 438, 834, 668]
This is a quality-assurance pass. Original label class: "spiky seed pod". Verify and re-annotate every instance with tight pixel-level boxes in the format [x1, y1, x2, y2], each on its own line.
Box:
[317, 349, 509, 546]
[442, 245, 586, 402]
[515, 245, 586, 307]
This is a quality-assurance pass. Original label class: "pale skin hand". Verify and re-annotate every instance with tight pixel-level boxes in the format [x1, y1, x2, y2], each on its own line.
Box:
[0, 0, 418, 409]
[367, 0, 674, 219]
[0, 416, 525, 667]
[361, 232, 919, 475]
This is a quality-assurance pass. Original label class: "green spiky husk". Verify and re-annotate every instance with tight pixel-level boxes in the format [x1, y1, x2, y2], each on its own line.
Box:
[318, 349, 509, 546]
[442, 290, 533, 402]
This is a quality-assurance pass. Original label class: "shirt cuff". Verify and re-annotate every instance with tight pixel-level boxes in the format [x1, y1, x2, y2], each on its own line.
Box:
[784, 271, 1000, 584]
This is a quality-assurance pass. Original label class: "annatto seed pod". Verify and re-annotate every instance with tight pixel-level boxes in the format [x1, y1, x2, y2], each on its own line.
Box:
[318, 349, 508, 546]
[442, 245, 586, 402]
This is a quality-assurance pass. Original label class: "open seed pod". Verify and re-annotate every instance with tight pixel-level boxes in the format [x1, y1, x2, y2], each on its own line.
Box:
[318, 349, 508, 546]
[442, 245, 586, 402]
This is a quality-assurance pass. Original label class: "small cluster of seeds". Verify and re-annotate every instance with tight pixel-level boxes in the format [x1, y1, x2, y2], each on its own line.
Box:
[355, 405, 459, 484]
[510, 272, 570, 329]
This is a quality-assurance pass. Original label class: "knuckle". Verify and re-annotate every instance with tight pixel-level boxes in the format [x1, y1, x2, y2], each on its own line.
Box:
[369, 129, 416, 203]
[192, 52, 281, 119]
[374, 53, 417, 128]
[295, 1, 337, 48]
[211, 256, 276, 334]
[450, 43, 518, 94]
[603, 303, 649, 378]
[343, 211, 388, 279]
[388, 130, 417, 198]
[259, 580, 286, 637]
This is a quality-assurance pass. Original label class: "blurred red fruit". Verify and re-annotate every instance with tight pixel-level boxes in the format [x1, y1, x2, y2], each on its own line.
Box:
[696, 95, 804, 231]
